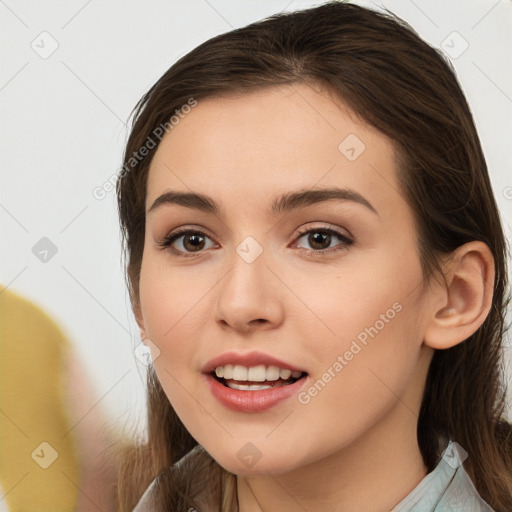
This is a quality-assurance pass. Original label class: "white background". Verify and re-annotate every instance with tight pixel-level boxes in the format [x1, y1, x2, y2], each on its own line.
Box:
[1, 0, 511, 438]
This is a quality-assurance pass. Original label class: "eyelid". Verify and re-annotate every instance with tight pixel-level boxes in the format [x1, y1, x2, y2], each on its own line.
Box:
[293, 223, 353, 243]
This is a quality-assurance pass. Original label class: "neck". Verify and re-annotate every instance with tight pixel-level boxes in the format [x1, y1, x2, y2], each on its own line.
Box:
[236, 399, 428, 512]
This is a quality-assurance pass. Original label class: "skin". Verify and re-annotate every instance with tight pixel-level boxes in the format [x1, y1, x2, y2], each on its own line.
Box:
[134, 82, 494, 511]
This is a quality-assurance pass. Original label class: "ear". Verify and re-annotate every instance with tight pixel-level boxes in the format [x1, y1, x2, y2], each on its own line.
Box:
[423, 241, 495, 350]
[133, 298, 149, 342]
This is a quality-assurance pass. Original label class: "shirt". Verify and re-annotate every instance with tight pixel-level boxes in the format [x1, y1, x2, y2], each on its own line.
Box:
[391, 440, 494, 511]
[132, 440, 495, 511]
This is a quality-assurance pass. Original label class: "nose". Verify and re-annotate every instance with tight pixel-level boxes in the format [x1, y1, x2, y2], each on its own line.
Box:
[213, 246, 284, 334]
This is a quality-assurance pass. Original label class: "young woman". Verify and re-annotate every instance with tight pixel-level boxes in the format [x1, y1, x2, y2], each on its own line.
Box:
[115, 2, 512, 510]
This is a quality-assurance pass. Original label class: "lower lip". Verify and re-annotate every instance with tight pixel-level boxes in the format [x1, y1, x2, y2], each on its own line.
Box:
[205, 373, 307, 413]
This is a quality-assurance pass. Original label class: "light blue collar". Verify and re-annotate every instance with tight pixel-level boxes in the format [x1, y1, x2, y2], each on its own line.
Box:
[392, 440, 494, 511]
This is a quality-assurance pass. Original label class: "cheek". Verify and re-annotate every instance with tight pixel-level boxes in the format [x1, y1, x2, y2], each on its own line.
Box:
[296, 249, 426, 406]
[290, 305, 424, 466]
[137, 254, 205, 416]
[139, 258, 211, 346]
[292, 249, 422, 346]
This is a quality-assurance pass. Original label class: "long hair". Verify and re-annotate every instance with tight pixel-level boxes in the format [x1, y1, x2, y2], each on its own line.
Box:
[116, 2, 512, 510]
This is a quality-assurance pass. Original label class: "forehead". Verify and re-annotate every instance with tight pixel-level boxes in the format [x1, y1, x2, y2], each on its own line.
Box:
[146, 83, 402, 215]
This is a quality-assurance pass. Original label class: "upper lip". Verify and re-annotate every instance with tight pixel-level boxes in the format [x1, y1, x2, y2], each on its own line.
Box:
[202, 351, 307, 374]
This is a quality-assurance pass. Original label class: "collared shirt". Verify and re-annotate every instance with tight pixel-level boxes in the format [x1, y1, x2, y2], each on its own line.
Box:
[133, 440, 495, 511]
[391, 440, 494, 511]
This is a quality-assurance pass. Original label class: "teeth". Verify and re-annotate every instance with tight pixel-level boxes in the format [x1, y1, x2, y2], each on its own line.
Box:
[227, 382, 273, 390]
[280, 369, 291, 380]
[266, 366, 280, 381]
[213, 364, 304, 383]
[223, 364, 233, 379]
[248, 365, 266, 381]
[232, 365, 248, 380]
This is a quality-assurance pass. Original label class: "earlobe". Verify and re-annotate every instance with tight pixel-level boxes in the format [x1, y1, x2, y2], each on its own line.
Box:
[423, 241, 494, 350]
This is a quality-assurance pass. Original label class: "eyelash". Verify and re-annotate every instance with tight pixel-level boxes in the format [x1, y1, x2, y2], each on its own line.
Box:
[156, 225, 353, 258]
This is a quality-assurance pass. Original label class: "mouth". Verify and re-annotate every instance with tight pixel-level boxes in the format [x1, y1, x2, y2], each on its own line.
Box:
[202, 351, 309, 412]
[212, 364, 308, 391]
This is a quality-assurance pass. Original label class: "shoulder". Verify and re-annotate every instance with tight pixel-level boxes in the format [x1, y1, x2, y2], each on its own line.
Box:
[131, 445, 210, 512]
[131, 477, 158, 512]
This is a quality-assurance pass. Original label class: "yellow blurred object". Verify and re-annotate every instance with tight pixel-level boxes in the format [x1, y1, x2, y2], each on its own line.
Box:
[0, 286, 80, 510]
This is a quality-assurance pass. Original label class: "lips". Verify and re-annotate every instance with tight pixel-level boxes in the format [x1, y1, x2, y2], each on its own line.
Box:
[202, 351, 308, 412]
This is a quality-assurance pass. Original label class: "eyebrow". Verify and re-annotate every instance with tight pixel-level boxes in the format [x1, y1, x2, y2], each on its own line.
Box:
[147, 187, 378, 217]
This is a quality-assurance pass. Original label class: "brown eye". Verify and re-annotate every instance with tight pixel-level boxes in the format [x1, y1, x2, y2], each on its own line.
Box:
[181, 233, 206, 252]
[295, 227, 353, 254]
[307, 232, 332, 250]
[158, 230, 215, 256]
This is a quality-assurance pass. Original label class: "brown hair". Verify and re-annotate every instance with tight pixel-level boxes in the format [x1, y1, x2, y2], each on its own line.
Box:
[115, 1, 512, 510]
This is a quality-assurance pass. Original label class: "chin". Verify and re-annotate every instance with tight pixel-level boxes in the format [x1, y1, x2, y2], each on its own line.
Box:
[210, 449, 304, 477]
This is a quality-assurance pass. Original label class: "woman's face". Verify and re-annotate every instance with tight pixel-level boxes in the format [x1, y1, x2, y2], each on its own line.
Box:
[136, 82, 435, 475]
